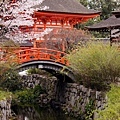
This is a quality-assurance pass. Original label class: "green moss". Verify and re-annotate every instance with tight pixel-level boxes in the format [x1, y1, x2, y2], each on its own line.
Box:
[97, 85, 120, 120]
[27, 68, 52, 76]
[0, 90, 12, 100]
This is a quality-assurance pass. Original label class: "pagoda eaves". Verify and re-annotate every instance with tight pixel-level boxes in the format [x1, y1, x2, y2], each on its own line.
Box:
[32, 0, 100, 29]
[33, 11, 99, 29]
[112, 10, 120, 18]
[86, 15, 120, 31]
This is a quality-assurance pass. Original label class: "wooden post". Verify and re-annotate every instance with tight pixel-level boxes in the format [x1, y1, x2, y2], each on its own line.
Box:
[62, 39, 65, 52]
[110, 29, 112, 46]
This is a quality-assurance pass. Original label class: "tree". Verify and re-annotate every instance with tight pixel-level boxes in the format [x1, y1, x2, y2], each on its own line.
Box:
[0, 0, 50, 43]
[88, 0, 119, 20]
[78, 0, 119, 38]
[78, 0, 88, 7]
[79, 0, 119, 23]
[0, 0, 52, 90]
[42, 28, 90, 52]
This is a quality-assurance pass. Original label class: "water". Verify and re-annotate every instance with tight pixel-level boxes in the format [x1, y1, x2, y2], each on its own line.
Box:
[11, 104, 77, 120]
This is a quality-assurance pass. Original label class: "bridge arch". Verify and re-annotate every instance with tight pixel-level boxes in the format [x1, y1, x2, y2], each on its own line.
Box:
[17, 60, 75, 83]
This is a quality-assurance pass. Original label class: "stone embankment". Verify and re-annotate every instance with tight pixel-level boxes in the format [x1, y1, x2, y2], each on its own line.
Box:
[63, 83, 107, 119]
[21, 74, 58, 106]
[0, 99, 12, 120]
[21, 74, 107, 119]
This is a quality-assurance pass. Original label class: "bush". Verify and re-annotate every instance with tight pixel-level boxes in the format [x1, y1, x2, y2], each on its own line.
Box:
[27, 68, 52, 76]
[0, 52, 20, 92]
[67, 42, 120, 90]
[14, 89, 34, 104]
[0, 90, 12, 100]
[14, 85, 46, 104]
[0, 68, 22, 91]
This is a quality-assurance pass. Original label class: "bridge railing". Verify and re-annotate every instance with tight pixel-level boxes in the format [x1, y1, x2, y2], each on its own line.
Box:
[14, 48, 69, 65]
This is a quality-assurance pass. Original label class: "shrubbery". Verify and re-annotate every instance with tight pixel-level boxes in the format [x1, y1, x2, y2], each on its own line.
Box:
[67, 42, 120, 91]
[0, 90, 12, 100]
[27, 68, 52, 76]
[96, 84, 120, 120]
[13, 85, 46, 104]
[0, 68, 22, 91]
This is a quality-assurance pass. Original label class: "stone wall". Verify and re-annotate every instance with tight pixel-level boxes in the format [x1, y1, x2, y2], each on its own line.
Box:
[21, 74, 107, 119]
[62, 83, 107, 119]
[21, 74, 58, 106]
[0, 99, 12, 120]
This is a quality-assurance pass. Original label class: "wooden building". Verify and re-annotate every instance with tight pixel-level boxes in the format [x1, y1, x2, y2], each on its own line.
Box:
[20, 0, 100, 31]
[87, 10, 120, 46]
[11, 0, 100, 51]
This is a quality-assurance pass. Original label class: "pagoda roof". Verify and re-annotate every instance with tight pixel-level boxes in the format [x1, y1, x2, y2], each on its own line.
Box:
[112, 10, 120, 15]
[19, 40, 33, 47]
[112, 10, 120, 18]
[34, 0, 100, 15]
[86, 15, 120, 31]
[0, 36, 10, 43]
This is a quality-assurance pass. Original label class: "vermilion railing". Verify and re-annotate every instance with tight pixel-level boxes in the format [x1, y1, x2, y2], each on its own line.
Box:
[14, 48, 69, 65]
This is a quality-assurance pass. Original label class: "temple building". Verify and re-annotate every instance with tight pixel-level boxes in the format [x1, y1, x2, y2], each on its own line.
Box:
[87, 10, 120, 46]
[33, 0, 100, 28]
[20, 0, 100, 31]
[10, 0, 100, 50]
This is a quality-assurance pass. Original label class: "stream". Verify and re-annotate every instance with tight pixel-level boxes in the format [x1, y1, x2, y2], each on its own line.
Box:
[11, 104, 77, 120]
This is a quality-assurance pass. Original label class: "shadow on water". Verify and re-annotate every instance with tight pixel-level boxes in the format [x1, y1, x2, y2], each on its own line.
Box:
[11, 104, 77, 120]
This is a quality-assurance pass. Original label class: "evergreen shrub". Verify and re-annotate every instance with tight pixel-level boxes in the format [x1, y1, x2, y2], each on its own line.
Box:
[67, 42, 120, 91]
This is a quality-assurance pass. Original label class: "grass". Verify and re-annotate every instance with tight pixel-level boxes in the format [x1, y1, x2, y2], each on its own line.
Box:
[0, 90, 12, 100]
[96, 84, 120, 120]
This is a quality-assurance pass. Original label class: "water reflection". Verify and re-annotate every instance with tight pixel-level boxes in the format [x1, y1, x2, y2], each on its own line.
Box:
[12, 105, 77, 120]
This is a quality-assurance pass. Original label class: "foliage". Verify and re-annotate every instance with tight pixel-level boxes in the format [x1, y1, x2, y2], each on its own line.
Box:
[96, 84, 120, 120]
[67, 42, 120, 91]
[14, 85, 46, 104]
[82, 0, 119, 20]
[0, 40, 22, 91]
[85, 99, 95, 120]
[76, 17, 108, 38]
[13, 89, 34, 104]
[27, 68, 41, 74]
[0, 67, 22, 91]
[42, 28, 90, 52]
[78, 0, 119, 38]
[27, 68, 52, 76]
[0, 46, 18, 76]
[0, 89, 12, 100]
[78, 0, 88, 7]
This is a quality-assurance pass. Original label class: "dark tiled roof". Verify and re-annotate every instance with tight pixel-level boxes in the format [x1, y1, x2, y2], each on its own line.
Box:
[0, 37, 19, 47]
[112, 10, 120, 14]
[86, 15, 120, 31]
[20, 40, 33, 47]
[34, 0, 100, 14]
[0, 36, 10, 43]
[0, 37, 33, 47]
[112, 10, 120, 18]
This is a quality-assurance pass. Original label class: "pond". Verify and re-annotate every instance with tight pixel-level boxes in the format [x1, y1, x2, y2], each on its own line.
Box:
[11, 104, 77, 120]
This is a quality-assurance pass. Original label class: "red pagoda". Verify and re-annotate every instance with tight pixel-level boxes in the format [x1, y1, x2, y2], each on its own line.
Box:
[1, 0, 100, 65]
[19, 0, 100, 50]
